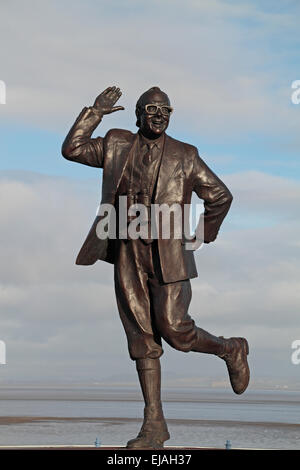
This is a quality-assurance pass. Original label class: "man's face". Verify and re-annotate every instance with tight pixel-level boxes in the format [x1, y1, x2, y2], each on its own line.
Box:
[138, 92, 172, 139]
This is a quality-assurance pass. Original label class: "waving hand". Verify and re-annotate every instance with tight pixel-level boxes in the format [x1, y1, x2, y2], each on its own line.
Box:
[93, 86, 124, 115]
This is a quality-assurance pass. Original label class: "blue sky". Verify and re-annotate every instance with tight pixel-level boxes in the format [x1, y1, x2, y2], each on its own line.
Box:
[0, 0, 299, 180]
[1, 119, 300, 180]
[0, 0, 300, 387]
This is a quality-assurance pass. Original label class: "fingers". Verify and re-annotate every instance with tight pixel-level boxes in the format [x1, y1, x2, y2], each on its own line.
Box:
[104, 85, 120, 94]
[95, 86, 123, 112]
[99, 86, 112, 96]
[110, 90, 122, 108]
[100, 85, 120, 96]
[108, 86, 121, 98]
[110, 106, 125, 113]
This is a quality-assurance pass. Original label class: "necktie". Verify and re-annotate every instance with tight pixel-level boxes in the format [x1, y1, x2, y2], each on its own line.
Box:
[141, 143, 155, 243]
[142, 142, 155, 166]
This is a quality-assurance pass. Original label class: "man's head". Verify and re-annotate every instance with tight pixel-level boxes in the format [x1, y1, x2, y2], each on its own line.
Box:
[136, 87, 172, 139]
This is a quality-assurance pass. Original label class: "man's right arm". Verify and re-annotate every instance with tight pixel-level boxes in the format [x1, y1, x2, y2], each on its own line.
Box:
[61, 86, 124, 168]
[61, 106, 104, 168]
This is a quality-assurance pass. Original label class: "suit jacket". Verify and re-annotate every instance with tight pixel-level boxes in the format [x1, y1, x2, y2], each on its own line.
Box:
[62, 106, 233, 283]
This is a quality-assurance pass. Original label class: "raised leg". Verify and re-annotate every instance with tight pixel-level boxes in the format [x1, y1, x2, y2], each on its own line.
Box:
[149, 278, 250, 395]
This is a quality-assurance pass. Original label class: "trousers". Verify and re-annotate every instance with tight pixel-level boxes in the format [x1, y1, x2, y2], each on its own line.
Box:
[114, 238, 199, 360]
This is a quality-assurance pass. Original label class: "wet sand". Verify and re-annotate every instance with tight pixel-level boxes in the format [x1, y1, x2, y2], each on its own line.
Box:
[0, 416, 299, 429]
[0, 416, 299, 449]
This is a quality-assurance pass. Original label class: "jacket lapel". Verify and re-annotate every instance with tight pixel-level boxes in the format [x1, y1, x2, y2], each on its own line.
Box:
[101, 133, 139, 203]
[114, 133, 139, 190]
[155, 134, 182, 203]
[103, 133, 181, 204]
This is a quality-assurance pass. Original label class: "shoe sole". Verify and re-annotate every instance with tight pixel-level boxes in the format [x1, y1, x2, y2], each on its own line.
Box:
[126, 432, 170, 449]
[126, 443, 165, 449]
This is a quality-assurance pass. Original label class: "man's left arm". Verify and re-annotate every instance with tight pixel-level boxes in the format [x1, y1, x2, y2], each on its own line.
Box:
[192, 150, 233, 244]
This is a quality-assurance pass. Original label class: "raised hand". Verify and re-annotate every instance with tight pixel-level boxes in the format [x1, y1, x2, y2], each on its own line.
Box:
[93, 86, 124, 115]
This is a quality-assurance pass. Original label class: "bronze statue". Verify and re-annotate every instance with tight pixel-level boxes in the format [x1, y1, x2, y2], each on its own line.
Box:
[62, 86, 250, 449]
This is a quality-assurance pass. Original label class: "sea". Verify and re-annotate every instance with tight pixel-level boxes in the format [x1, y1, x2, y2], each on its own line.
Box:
[0, 386, 299, 450]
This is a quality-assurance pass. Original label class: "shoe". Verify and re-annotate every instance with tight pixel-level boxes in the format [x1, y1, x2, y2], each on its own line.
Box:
[126, 419, 170, 449]
[219, 337, 250, 395]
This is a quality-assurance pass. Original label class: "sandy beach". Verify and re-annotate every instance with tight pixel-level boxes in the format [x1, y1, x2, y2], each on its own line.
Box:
[1, 416, 300, 429]
[0, 416, 299, 449]
[0, 387, 299, 449]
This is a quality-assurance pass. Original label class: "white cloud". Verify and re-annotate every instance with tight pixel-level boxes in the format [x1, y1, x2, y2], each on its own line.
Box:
[0, 0, 299, 386]
[224, 171, 300, 220]
[0, 170, 299, 385]
[0, 0, 299, 141]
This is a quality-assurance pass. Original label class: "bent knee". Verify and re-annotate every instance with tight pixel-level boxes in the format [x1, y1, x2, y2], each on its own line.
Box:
[160, 326, 195, 353]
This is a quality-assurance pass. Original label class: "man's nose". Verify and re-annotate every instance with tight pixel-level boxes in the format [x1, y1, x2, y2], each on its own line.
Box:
[156, 108, 162, 117]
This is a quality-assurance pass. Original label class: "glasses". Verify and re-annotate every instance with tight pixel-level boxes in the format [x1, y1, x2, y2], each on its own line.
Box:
[144, 104, 173, 116]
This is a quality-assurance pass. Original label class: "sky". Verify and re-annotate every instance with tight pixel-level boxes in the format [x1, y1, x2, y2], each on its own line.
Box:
[0, 0, 300, 389]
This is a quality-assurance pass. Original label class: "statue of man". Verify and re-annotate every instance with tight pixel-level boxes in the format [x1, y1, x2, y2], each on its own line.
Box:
[62, 85, 250, 449]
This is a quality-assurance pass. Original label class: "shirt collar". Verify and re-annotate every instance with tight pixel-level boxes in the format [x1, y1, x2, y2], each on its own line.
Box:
[138, 130, 165, 150]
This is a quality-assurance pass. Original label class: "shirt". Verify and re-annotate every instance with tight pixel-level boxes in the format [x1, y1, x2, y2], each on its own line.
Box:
[117, 131, 165, 202]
